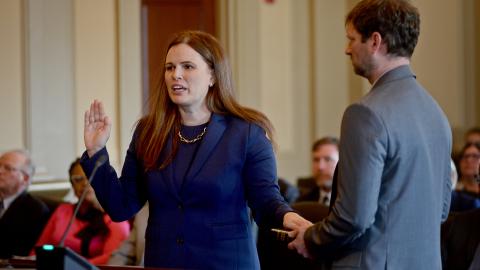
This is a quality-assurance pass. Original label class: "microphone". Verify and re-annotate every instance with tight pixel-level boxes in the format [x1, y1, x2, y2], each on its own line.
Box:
[36, 155, 107, 270]
[59, 155, 107, 247]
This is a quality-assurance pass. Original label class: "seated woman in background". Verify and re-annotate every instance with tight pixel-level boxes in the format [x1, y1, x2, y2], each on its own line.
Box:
[32, 159, 130, 264]
[450, 142, 480, 212]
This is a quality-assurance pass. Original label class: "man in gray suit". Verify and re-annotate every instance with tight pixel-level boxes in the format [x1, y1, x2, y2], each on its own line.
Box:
[286, 0, 452, 269]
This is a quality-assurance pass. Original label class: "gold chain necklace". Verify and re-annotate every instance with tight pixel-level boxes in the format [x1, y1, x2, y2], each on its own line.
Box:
[178, 126, 207, 144]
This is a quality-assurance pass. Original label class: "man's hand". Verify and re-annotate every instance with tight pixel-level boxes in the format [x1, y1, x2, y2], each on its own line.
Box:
[287, 221, 312, 258]
[283, 212, 313, 258]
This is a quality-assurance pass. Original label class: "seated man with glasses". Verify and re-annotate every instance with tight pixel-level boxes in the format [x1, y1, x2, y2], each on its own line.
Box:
[0, 149, 50, 259]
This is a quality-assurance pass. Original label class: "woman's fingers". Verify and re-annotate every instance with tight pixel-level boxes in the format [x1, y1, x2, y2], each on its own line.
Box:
[86, 99, 109, 126]
[84, 110, 90, 127]
[98, 100, 105, 120]
[89, 101, 96, 124]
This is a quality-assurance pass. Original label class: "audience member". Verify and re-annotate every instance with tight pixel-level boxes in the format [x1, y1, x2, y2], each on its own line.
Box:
[450, 142, 480, 212]
[32, 159, 130, 264]
[108, 203, 149, 266]
[455, 142, 480, 196]
[442, 161, 480, 269]
[0, 150, 50, 259]
[296, 137, 339, 206]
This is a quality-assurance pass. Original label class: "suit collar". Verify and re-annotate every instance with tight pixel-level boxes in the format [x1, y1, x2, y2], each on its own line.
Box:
[183, 113, 227, 186]
[3, 189, 26, 211]
[159, 133, 179, 200]
[372, 64, 415, 90]
[161, 113, 227, 197]
[1, 191, 28, 220]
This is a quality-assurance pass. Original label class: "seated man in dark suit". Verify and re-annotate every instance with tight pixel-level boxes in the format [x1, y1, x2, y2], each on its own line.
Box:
[442, 208, 480, 270]
[296, 137, 339, 206]
[0, 149, 50, 259]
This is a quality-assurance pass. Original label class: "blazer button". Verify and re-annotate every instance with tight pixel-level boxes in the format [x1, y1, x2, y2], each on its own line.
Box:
[176, 237, 184, 245]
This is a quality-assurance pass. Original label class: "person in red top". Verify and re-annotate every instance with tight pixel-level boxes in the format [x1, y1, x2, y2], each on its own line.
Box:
[32, 159, 130, 264]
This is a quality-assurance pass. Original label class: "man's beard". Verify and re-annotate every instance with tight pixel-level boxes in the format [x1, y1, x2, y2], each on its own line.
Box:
[352, 57, 375, 79]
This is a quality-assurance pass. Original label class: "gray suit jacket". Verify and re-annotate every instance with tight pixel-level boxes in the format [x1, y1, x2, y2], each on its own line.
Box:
[305, 65, 452, 269]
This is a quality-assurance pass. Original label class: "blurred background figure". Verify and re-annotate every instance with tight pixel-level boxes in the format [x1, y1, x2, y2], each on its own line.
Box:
[450, 147, 480, 213]
[0, 150, 50, 259]
[277, 178, 299, 205]
[442, 161, 480, 269]
[108, 203, 149, 266]
[296, 137, 339, 206]
[455, 143, 480, 196]
[32, 158, 130, 264]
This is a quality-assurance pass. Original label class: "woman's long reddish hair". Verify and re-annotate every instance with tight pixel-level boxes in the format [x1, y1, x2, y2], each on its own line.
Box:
[136, 30, 276, 171]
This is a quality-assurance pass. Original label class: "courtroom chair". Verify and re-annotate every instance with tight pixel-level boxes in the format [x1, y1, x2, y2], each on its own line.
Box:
[291, 201, 329, 223]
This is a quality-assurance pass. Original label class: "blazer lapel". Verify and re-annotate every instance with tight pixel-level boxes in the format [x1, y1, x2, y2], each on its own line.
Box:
[182, 113, 227, 188]
[159, 134, 181, 200]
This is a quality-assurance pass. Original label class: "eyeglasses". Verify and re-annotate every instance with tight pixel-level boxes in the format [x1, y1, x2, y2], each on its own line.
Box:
[461, 154, 480, 160]
[0, 163, 25, 175]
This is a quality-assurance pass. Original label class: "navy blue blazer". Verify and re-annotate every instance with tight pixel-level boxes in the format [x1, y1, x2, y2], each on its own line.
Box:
[81, 113, 292, 269]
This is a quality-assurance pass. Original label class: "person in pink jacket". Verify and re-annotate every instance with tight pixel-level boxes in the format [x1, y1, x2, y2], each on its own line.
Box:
[32, 159, 130, 264]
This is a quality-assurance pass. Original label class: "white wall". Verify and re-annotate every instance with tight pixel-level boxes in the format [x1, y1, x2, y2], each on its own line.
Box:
[0, 0, 24, 151]
[0, 0, 141, 196]
[73, 0, 120, 167]
[25, 0, 76, 181]
[412, 0, 466, 133]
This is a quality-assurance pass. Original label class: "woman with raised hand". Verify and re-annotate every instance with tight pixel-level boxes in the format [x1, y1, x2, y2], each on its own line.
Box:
[82, 31, 310, 269]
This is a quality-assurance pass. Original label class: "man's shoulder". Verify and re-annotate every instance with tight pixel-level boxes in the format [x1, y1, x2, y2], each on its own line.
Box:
[13, 192, 50, 214]
[296, 177, 318, 201]
[297, 177, 316, 190]
[297, 177, 315, 186]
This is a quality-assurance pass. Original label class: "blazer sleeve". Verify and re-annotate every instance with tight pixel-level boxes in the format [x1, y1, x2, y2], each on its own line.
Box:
[441, 162, 452, 221]
[304, 104, 387, 258]
[243, 123, 293, 228]
[81, 129, 146, 222]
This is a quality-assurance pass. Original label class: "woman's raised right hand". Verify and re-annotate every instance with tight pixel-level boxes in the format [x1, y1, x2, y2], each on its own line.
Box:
[84, 100, 112, 157]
